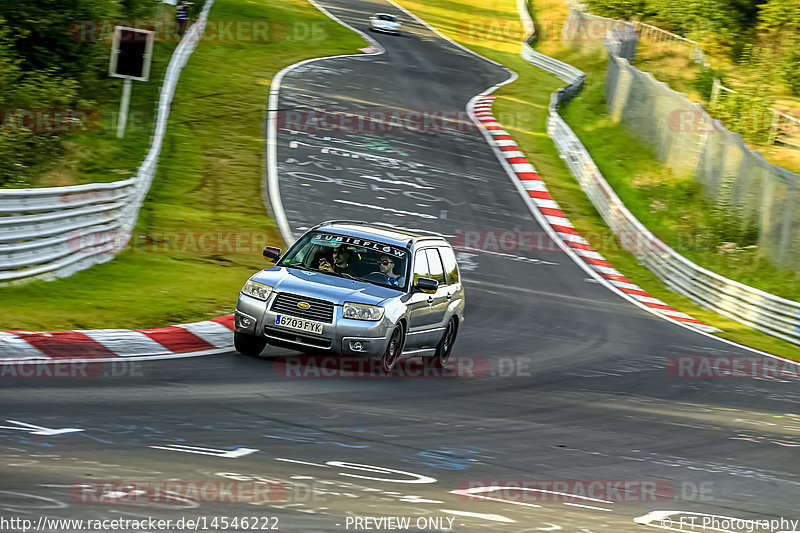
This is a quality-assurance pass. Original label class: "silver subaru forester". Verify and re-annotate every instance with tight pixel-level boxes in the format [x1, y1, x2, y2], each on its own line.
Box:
[234, 221, 465, 372]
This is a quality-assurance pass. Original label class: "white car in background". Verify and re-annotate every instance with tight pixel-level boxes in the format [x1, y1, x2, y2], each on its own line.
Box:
[369, 13, 402, 35]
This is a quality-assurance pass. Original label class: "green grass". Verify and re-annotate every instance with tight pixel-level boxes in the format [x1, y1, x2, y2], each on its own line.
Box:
[0, 0, 366, 330]
[394, 0, 800, 361]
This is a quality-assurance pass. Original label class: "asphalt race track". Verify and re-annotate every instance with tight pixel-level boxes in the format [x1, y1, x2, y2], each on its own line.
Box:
[1, 0, 798, 532]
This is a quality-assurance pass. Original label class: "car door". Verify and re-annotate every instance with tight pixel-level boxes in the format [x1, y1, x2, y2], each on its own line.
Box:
[423, 248, 450, 345]
[404, 249, 439, 349]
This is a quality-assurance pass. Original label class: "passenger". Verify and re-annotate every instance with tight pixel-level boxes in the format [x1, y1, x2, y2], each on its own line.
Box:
[319, 245, 357, 275]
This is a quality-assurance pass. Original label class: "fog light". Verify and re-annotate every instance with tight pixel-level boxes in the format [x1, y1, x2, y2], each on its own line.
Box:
[238, 316, 252, 328]
[352, 341, 364, 351]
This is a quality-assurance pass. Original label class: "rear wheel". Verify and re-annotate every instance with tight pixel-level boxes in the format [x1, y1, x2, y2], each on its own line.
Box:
[432, 318, 457, 368]
[381, 326, 405, 374]
[234, 331, 267, 357]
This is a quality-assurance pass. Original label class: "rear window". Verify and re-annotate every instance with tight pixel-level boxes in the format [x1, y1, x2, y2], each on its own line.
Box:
[438, 246, 459, 285]
[377, 14, 397, 21]
[424, 249, 446, 285]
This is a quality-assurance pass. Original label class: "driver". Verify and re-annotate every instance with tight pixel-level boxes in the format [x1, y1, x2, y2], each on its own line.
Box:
[376, 254, 404, 287]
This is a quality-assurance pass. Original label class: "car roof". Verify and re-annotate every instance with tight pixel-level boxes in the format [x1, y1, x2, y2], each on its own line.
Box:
[373, 13, 397, 18]
[313, 221, 448, 249]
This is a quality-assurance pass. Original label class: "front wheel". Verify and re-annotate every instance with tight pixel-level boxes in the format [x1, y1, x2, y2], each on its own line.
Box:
[381, 326, 405, 374]
[432, 318, 457, 368]
[234, 331, 267, 357]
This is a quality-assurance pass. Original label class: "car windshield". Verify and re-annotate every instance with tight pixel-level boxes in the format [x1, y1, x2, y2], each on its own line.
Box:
[280, 231, 410, 291]
[376, 14, 396, 21]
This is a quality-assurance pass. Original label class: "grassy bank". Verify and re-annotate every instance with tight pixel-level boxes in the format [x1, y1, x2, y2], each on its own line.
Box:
[394, 0, 800, 360]
[0, 0, 365, 330]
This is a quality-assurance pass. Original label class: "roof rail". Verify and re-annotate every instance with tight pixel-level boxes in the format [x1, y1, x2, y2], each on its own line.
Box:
[313, 220, 372, 229]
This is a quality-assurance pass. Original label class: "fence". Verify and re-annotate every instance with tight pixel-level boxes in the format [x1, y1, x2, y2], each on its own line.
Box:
[629, 20, 708, 66]
[0, 0, 215, 286]
[519, 8, 800, 345]
[603, 50, 800, 266]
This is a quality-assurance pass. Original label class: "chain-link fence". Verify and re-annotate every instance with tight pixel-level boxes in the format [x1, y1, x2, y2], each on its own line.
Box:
[567, 8, 800, 266]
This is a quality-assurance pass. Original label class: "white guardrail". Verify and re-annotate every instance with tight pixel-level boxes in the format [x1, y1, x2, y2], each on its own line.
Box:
[0, 0, 215, 285]
[519, 5, 800, 346]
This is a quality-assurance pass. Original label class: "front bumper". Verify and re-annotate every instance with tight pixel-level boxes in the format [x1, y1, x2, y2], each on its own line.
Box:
[235, 293, 393, 355]
[371, 23, 401, 34]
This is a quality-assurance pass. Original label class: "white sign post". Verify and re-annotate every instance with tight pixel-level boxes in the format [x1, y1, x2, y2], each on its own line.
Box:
[109, 26, 155, 139]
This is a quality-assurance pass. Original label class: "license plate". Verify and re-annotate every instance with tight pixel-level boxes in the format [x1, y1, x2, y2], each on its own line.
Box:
[275, 314, 324, 335]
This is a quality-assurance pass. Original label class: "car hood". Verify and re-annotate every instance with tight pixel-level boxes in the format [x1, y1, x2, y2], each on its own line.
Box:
[250, 267, 400, 306]
[374, 20, 400, 29]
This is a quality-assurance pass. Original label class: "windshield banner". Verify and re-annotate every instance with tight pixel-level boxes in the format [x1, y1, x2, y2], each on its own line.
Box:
[311, 234, 406, 259]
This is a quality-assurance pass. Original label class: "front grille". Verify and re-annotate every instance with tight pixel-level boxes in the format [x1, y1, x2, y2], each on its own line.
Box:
[271, 292, 335, 323]
[265, 327, 333, 349]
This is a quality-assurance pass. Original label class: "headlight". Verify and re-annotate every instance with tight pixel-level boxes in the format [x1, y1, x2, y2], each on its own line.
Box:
[343, 302, 385, 321]
[242, 281, 273, 301]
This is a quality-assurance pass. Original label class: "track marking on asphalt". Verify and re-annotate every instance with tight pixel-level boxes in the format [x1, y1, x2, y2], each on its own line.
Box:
[458, 248, 558, 265]
[333, 199, 437, 219]
[148, 444, 258, 458]
[449, 486, 541, 508]
[563, 502, 614, 512]
[0, 421, 83, 437]
[438, 509, 515, 523]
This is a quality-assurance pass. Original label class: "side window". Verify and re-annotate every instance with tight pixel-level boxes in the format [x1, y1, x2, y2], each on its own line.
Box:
[424, 249, 446, 285]
[438, 246, 459, 285]
[412, 251, 429, 284]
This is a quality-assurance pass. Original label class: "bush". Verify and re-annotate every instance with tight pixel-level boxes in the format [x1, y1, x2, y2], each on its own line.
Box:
[782, 48, 800, 96]
[693, 66, 725, 101]
[0, 0, 163, 187]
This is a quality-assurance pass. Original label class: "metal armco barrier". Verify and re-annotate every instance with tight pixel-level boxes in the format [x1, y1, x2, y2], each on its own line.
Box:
[0, 0, 215, 285]
[519, 4, 800, 345]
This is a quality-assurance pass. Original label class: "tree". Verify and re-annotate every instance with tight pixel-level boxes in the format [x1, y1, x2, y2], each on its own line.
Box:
[585, 0, 646, 20]
[757, 0, 800, 95]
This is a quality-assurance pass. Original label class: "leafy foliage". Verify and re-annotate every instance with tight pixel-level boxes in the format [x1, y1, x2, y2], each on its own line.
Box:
[0, 0, 160, 187]
[692, 66, 725, 101]
[584, 0, 646, 20]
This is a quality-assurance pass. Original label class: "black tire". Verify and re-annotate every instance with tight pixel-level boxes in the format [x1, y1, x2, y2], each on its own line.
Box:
[381, 326, 405, 374]
[432, 317, 457, 368]
[234, 331, 268, 357]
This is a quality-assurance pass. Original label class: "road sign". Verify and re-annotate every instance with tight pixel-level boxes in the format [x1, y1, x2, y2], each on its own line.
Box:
[109, 26, 155, 138]
[109, 27, 155, 82]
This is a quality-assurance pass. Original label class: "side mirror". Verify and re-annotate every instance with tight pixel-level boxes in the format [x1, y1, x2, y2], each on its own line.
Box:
[415, 277, 438, 294]
[263, 246, 282, 263]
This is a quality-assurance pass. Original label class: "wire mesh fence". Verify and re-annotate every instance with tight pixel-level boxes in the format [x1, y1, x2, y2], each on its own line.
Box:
[574, 7, 800, 266]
